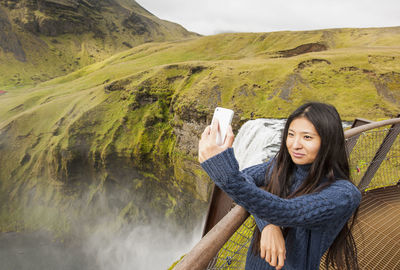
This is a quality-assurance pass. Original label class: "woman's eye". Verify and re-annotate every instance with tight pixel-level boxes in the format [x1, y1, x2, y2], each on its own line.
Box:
[288, 133, 294, 137]
[304, 135, 312, 139]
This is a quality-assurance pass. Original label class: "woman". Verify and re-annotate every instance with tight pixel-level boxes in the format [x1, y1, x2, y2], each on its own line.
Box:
[198, 102, 361, 270]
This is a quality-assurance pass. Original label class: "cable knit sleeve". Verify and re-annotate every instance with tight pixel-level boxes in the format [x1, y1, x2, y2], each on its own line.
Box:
[254, 215, 270, 231]
[240, 160, 273, 230]
[240, 159, 276, 230]
[201, 148, 362, 229]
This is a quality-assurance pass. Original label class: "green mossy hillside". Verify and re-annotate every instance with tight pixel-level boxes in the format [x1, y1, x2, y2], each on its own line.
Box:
[1, 27, 400, 235]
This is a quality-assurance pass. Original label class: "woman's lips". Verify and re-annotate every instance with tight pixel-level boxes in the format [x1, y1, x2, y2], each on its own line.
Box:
[292, 152, 305, 158]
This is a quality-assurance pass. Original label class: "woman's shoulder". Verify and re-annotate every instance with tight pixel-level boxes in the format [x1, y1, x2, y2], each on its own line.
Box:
[324, 179, 362, 202]
[332, 179, 360, 190]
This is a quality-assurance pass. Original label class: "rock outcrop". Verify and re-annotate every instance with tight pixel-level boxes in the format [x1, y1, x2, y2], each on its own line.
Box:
[0, 8, 26, 61]
[1, 0, 193, 37]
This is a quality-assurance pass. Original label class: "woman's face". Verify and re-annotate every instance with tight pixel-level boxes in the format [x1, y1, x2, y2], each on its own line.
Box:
[286, 117, 321, 165]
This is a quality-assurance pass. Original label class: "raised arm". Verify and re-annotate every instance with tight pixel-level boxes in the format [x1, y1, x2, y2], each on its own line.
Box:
[201, 148, 361, 229]
[241, 163, 273, 230]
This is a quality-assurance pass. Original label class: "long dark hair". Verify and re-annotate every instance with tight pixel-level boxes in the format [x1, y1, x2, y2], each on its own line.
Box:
[252, 102, 359, 269]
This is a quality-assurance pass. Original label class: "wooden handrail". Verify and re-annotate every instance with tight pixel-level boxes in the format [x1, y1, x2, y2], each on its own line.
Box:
[344, 118, 400, 138]
[175, 117, 400, 270]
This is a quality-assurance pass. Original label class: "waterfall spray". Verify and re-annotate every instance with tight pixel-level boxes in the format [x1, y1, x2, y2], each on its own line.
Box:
[233, 119, 286, 170]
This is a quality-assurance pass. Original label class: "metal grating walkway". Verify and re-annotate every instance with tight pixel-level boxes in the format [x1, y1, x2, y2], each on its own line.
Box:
[353, 184, 400, 269]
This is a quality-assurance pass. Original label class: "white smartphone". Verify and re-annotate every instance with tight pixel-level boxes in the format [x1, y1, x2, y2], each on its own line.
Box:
[211, 107, 234, 145]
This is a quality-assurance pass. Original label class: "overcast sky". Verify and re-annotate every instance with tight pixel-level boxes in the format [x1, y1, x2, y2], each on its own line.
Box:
[135, 0, 400, 35]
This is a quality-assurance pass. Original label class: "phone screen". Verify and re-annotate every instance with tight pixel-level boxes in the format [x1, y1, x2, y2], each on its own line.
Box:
[212, 107, 234, 145]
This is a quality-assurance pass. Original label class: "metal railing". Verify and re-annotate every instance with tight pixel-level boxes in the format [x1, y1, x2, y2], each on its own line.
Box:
[174, 117, 400, 270]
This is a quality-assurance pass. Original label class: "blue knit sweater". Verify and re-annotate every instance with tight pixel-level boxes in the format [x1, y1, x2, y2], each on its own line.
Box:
[201, 148, 361, 270]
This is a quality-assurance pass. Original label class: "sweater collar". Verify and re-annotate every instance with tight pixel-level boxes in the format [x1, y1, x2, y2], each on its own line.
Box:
[294, 163, 312, 179]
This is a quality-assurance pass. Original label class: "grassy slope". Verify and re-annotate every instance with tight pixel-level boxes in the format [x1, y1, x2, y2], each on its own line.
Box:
[0, 27, 400, 233]
[5, 27, 398, 118]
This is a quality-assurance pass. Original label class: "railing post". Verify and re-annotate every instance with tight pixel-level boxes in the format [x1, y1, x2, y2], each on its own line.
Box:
[202, 186, 233, 237]
[345, 118, 373, 156]
[358, 119, 400, 190]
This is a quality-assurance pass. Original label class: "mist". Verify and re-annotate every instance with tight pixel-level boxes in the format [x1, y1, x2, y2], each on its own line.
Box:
[0, 219, 203, 270]
[85, 221, 203, 269]
[0, 163, 208, 270]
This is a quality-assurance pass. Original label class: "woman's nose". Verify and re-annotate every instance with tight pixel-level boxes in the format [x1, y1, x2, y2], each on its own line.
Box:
[292, 136, 302, 149]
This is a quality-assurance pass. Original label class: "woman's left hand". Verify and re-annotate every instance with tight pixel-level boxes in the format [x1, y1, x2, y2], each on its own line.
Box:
[198, 119, 235, 163]
[260, 224, 286, 270]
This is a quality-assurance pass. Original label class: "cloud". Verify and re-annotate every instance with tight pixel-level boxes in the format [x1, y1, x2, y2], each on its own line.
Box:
[136, 0, 400, 35]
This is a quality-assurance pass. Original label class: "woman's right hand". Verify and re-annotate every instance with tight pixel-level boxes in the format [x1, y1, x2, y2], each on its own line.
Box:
[260, 224, 286, 270]
[198, 119, 234, 163]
